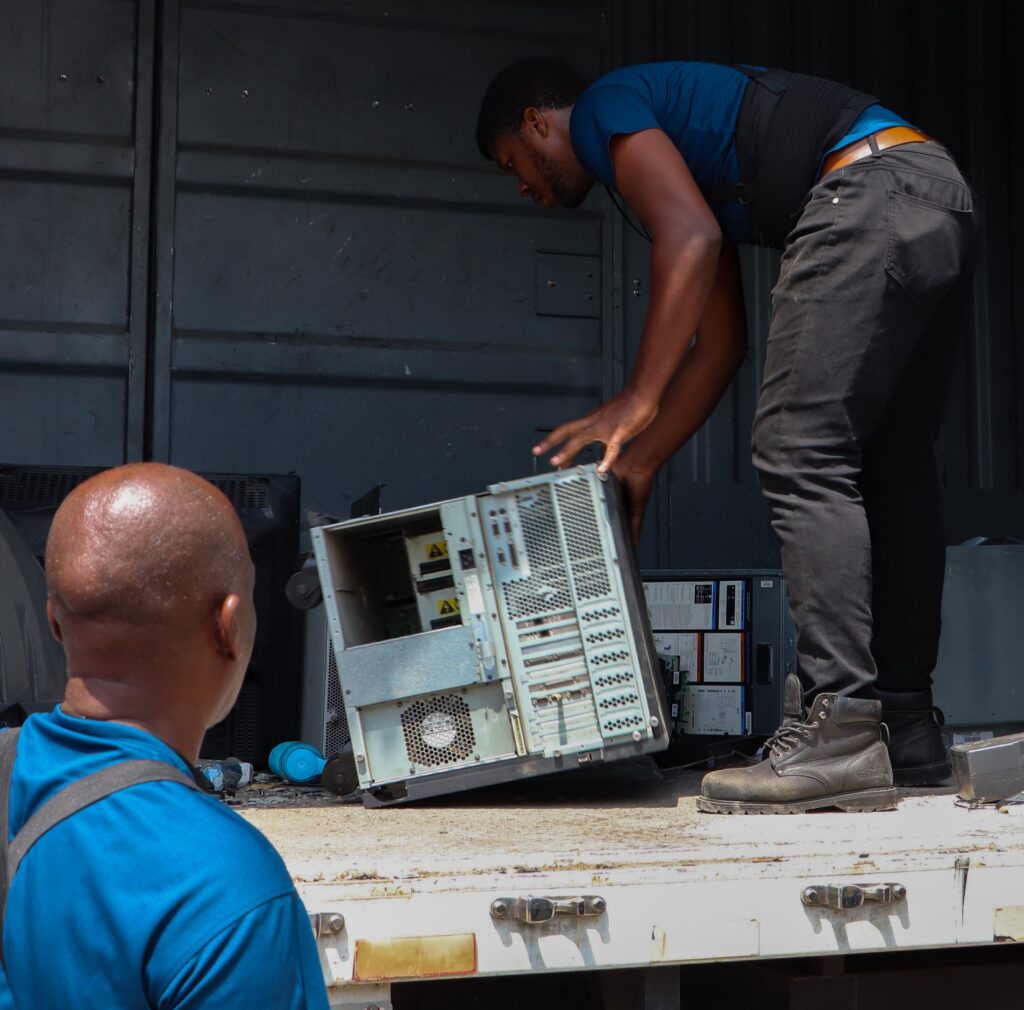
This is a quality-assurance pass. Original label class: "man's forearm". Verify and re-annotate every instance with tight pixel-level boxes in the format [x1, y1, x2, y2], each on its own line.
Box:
[626, 230, 721, 404]
[625, 333, 746, 474]
[625, 243, 748, 474]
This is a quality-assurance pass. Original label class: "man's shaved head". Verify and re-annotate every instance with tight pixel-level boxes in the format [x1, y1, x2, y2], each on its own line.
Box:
[46, 463, 252, 639]
[47, 463, 257, 756]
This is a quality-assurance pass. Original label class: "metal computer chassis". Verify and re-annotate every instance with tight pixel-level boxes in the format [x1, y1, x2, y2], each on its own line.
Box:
[312, 465, 668, 806]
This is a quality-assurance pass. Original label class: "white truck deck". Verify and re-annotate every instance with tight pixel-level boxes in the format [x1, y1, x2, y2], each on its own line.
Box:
[239, 761, 1024, 1008]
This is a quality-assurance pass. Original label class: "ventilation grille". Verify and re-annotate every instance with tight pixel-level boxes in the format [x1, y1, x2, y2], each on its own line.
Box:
[597, 691, 640, 711]
[594, 671, 633, 688]
[203, 474, 271, 510]
[603, 713, 645, 732]
[586, 628, 625, 645]
[554, 479, 611, 601]
[323, 640, 350, 757]
[493, 474, 649, 750]
[581, 605, 621, 623]
[501, 488, 572, 619]
[401, 694, 476, 767]
[0, 466, 101, 505]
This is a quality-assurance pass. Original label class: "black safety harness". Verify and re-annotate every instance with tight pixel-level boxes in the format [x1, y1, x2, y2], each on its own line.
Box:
[712, 66, 880, 247]
[0, 728, 201, 970]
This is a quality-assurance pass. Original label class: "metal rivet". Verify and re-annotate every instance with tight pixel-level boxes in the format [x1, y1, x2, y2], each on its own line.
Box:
[547, 279, 556, 288]
[370, 99, 381, 109]
[205, 86, 214, 95]
[832, 196, 839, 204]
[96, 75, 105, 84]
[404, 102, 414, 111]
[241, 89, 249, 98]
[58, 73, 68, 82]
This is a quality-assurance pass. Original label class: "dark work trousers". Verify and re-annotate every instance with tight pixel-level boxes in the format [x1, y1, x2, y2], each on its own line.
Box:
[751, 142, 977, 700]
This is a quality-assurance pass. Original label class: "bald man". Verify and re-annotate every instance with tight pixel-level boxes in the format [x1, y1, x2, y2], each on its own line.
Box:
[0, 464, 328, 1009]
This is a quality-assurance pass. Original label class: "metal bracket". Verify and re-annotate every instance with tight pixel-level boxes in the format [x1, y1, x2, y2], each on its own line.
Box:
[490, 894, 607, 924]
[309, 911, 346, 939]
[801, 883, 907, 910]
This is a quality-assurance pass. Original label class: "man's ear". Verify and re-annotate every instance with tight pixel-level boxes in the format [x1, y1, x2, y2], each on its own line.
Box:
[46, 598, 64, 644]
[522, 106, 549, 139]
[213, 594, 242, 661]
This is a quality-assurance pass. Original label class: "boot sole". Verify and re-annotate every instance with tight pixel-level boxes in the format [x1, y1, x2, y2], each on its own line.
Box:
[892, 759, 952, 787]
[697, 786, 900, 815]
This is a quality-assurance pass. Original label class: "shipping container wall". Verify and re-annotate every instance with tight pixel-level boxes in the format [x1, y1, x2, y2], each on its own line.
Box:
[152, 0, 613, 520]
[0, 0, 1020, 572]
[0, 0, 153, 466]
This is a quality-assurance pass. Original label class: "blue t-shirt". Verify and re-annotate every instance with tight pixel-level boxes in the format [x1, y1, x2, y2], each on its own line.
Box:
[1, 708, 329, 1010]
[569, 61, 911, 244]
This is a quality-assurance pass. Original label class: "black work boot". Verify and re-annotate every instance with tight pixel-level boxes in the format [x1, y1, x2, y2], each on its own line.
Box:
[782, 671, 805, 725]
[698, 694, 898, 814]
[872, 686, 951, 786]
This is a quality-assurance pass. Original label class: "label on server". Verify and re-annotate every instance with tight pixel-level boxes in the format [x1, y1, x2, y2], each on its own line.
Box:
[643, 581, 716, 630]
[463, 573, 485, 615]
[652, 631, 701, 683]
[682, 685, 746, 736]
[703, 632, 745, 683]
[717, 580, 746, 631]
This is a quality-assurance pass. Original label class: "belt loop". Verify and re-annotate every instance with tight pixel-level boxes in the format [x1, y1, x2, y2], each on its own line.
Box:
[867, 132, 880, 155]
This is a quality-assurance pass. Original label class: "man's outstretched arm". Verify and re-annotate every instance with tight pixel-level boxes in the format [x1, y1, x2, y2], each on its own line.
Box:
[535, 127, 723, 472]
[614, 244, 748, 543]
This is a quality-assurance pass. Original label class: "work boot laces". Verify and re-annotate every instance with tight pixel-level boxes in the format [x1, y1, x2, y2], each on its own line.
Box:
[764, 697, 831, 756]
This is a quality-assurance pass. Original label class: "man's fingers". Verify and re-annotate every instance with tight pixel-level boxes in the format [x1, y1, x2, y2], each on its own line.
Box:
[631, 511, 643, 548]
[533, 417, 588, 456]
[596, 441, 622, 474]
[550, 429, 595, 468]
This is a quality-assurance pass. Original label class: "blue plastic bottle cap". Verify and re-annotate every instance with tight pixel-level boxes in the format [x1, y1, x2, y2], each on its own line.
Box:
[270, 741, 327, 784]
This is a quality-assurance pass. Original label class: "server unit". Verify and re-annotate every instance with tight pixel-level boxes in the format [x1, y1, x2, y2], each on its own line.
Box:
[641, 570, 796, 743]
[312, 465, 667, 807]
[299, 603, 351, 759]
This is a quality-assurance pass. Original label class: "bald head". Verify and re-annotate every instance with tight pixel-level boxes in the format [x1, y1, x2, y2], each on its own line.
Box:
[46, 463, 252, 637]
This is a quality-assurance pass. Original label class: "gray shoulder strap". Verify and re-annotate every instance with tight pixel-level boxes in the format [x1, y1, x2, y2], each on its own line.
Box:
[1, 755, 201, 968]
[8, 759, 201, 880]
[0, 729, 22, 912]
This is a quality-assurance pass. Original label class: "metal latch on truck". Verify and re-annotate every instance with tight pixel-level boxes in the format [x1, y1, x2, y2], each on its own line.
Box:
[801, 883, 907, 910]
[490, 895, 607, 924]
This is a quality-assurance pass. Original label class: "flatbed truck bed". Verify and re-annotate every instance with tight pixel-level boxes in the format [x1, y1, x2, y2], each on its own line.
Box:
[238, 759, 1024, 1008]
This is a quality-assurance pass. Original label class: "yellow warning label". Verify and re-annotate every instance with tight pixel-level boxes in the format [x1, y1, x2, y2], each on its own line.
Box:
[426, 541, 448, 559]
[437, 598, 460, 616]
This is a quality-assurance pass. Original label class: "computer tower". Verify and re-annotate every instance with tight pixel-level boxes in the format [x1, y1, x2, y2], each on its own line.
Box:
[312, 465, 668, 807]
[299, 603, 350, 758]
[641, 570, 796, 745]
